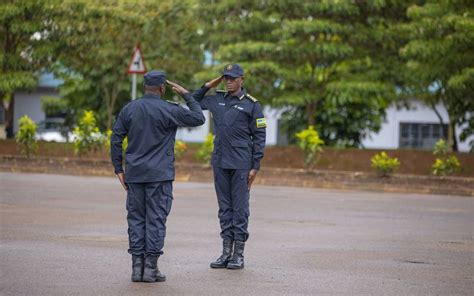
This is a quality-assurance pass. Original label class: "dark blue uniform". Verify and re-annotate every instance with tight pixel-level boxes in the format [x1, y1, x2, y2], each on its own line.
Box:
[111, 91, 205, 256]
[193, 86, 266, 242]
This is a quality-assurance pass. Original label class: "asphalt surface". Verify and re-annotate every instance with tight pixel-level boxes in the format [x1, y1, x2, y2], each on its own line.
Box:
[0, 172, 473, 295]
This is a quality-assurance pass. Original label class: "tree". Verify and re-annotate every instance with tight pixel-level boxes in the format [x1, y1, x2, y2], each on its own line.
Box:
[401, 0, 474, 151]
[0, 0, 57, 137]
[53, 0, 203, 130]
[195, 0, 410, 147]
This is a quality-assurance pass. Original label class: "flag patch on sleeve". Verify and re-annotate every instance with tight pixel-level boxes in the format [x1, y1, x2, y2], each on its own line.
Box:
[256, 118, 267, 128]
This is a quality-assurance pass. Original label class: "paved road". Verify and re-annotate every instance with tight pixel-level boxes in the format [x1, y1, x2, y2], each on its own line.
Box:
[0, 172, 473, 295]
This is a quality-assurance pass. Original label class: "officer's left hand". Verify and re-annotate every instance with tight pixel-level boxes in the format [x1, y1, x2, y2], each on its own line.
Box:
[248, 169, 258, 190]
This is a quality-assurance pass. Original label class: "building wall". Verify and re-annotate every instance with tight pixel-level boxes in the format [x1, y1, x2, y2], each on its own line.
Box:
[361, 101, 472, 152]
[176, 110, 211, 142]
[14, 89, 60, 133]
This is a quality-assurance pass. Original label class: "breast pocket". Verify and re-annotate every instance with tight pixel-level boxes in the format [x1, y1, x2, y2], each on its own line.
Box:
[224, 107, 249, 126]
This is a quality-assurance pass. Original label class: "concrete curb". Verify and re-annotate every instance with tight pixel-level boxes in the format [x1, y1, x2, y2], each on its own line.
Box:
[1, 154, 473, 197]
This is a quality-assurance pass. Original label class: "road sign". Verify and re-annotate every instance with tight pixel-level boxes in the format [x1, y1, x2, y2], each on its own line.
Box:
[127, 46, 146, 74]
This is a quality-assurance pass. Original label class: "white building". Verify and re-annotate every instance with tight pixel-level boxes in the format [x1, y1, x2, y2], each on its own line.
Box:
[12, 73, 62, 134]
[9, 73, 472, 152]
[361, 101, 472, 152]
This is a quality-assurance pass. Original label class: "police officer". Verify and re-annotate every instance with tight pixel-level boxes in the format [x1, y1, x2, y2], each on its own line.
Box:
[186, 63, 266, 269]
[111, 70, 205, 282]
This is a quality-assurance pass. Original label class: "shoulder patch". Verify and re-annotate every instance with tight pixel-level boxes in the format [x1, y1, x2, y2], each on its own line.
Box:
[256, 117, 266, 128]
[166, 100, 179, 105]
[246, 94, 258, 103]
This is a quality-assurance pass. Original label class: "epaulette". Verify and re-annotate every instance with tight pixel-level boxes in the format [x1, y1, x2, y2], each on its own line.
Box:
[166, 100, 179, 105]
[245, 94, 258, 103]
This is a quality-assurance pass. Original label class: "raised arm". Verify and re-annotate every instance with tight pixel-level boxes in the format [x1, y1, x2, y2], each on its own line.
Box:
[167, 80, 205, 127]
[190, 76, 223, 110]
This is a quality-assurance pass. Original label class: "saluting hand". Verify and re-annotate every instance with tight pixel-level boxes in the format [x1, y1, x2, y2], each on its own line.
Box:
[167, 80, 189, 95]
[117, 172, 128, 191]
[247, 169, 258, 190]
[205, 76, 223, 89]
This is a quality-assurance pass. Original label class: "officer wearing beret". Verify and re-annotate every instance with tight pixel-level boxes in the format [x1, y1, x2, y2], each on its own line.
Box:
[111, 70, 205, 282]
[175, 63, 266, 269]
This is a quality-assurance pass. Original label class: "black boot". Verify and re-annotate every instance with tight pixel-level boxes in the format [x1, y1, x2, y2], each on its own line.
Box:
[142, 255, 166, 282]
[210, 239, 233, 268]
[131, 255, 144, 282]
[226, 241, 245, 269]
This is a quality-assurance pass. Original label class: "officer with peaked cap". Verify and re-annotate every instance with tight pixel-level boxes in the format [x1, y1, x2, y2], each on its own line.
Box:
[170, 64, 266, 269]
[111, 70, 205, 282]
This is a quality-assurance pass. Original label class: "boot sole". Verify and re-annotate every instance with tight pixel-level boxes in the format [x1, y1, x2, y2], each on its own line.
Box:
[131, 276, 142, 282]
[142, 277, 166, 282]
[226, 264, 244, 270]
[210, 264, 227, 268]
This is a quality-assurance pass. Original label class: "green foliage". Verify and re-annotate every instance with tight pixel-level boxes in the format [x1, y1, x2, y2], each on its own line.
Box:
[16, 115, 38, 159]
[52, 0, 204, 130]
[73, 110, 105, 155]
[41, 96, 68, 118]
[401, 1, 474, 151]
[295, 126, 324, 171]
[105, 129, 128, 156]
[194, 0, 407, 147]
[195, 133, 214, 166]
[433, 139, 449, 156]
[0, 0, 58, 133]
[371, 152, 400, 177]
[174, 140, 187, 159]
[431, 139, 461, 176]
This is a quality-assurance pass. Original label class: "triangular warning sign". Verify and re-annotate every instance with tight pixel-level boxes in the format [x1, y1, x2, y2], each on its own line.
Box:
[127, 46, 146, 74]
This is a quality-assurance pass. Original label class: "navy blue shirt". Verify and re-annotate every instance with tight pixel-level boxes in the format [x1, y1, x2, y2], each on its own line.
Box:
[111, 92, 205, 182]
[193, 86, 266, 170]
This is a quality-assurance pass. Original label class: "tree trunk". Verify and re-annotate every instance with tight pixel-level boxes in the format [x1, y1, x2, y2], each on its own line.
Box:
[430, 101, 444, 125]
[107, 87, 118, 130]
[448, 120, 458, 152]
[306, 102, 316, 126]
[4, 93, 15, 138]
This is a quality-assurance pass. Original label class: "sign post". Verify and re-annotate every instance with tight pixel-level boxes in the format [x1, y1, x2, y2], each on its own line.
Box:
[127, 46, 146, 100]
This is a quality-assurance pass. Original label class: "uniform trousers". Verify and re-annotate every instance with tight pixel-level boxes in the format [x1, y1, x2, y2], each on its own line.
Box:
[213, 167, 250, 242]
[126, 181, 173, 256]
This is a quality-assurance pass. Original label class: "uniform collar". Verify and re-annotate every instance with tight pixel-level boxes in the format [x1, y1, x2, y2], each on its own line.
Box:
[225, 88, 246, 100]
[143, 93, 162, 100]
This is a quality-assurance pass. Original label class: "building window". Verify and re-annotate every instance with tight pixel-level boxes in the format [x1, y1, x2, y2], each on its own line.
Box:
[399, 122, 448, 149]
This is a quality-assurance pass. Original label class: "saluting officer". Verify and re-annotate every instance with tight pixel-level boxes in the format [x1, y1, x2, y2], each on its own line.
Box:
[111, 70, 205, 282]
[186, 63, 266, 269]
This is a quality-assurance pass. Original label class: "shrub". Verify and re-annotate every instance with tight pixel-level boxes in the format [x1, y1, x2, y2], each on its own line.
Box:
[371, 152, 400, 177]
[295, 125, 324, 171]
[73, 110, 105, 155]
[195, 133, 214, 165]
[16, 115, 38, 159]
[432, 139, 461, 176]
[174, 140, 187, 159]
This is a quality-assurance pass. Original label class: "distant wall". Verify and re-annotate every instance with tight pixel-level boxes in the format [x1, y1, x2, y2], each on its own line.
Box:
[14, 88, 60, 133]
[361, 101, 472, 152]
